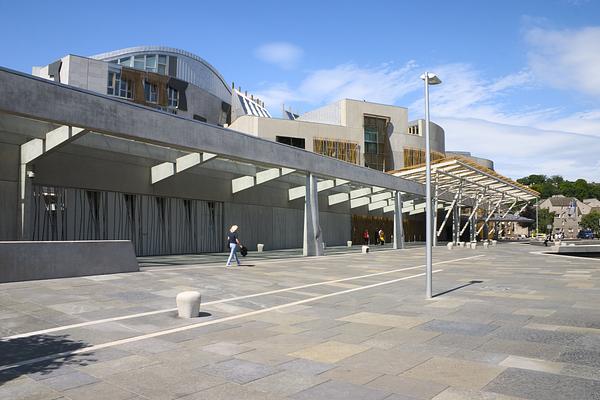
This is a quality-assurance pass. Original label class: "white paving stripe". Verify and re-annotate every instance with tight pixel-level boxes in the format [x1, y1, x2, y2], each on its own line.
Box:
[0, 268, 445, 372]
[4, 254, 483, 340]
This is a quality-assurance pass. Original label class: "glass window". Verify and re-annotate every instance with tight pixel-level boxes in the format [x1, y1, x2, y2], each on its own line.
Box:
[107, 72, 132, 99]
[145, 55, 157, 72]
[144, 80, 158, 103]
[276, 136, 305, 149]
[107, 72, 115, 95]
[134, 55, 145, 70]
[158, 55, 167, 75]
[167, 87, 178, 108]
[119, 57, 131, 67]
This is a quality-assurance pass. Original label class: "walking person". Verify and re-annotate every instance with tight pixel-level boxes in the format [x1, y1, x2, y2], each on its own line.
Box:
[226, 225, 241, 267]
[379, 229, 385, 245]
[362, 229, 370, 245]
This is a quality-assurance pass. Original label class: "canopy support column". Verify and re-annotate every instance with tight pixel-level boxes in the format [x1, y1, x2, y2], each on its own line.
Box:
[303, 173, 323, 256]
[393, 191, 405, 249]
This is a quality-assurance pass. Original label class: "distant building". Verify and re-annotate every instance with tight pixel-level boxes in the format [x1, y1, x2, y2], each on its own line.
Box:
[539, 195, 593, 238]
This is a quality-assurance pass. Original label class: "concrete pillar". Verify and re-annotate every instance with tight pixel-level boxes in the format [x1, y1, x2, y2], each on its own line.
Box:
[303, 173, 323, 256]
[18, 163, 33, 240]
[393, 191, 404, 249]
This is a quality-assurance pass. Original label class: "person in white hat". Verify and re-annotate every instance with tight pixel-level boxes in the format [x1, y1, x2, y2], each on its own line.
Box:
[226, 225, 241, 266]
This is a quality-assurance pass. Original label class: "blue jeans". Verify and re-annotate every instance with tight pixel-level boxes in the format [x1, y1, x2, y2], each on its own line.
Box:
[226, 243, 240, 266]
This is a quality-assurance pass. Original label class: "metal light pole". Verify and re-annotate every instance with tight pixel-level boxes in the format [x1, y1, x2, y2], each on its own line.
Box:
[421, 72, 441, 299]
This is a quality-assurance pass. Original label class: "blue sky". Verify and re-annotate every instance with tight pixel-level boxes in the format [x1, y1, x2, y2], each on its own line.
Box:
[1, 0, 599, 181]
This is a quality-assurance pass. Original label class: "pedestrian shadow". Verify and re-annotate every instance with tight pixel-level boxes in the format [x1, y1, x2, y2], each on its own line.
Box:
[0, 334, 94, 386]
[433, 280, 483, 298]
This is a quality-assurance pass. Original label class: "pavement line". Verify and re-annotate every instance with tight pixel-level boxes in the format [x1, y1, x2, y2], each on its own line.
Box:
[0, 268, 444, 372]
[144, 246, 423, 272]
[4, 254, 484, 340]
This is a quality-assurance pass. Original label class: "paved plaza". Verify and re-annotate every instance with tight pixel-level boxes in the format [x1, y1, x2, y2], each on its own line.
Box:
[1, 243, 600, 400]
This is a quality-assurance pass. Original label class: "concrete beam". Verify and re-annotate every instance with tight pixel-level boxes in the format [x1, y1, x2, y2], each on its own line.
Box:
[289, 177, 349, 201]
[350, 197, 370, 209]
[151, 152, 216, 184]
[328, 192, 349, 206]
[368, 199, 390, 211]
[21, 125, 86, 164]
[232, 167, 295, 194]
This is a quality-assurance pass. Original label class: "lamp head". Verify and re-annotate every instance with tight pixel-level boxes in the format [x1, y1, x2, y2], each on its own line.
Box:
[420, 72, 442, 85]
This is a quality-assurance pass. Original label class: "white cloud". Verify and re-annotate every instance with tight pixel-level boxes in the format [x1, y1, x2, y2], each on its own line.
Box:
[254, 42, 303, 69]
[440, 118, 600, 181]
[254, 62, 420, 110]
[525, 26, 600, 96]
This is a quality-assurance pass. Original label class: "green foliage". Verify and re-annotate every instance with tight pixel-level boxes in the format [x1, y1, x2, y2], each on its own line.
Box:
[518, 205, 555, 233]
[517, 175, 600, 200]
[580, 211, 600, 235]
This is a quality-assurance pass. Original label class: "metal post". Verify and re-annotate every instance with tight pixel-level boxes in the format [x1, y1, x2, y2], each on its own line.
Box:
[433, 179, 438, 247]
[535, 198, 539, 235]
[424, 73, 433, 299]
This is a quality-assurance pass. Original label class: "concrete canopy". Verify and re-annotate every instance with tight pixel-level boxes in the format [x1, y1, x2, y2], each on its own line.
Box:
[0, 67, 426, 197]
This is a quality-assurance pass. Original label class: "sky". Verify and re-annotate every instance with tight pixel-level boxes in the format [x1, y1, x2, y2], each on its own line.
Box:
[1, 0, 599, 181]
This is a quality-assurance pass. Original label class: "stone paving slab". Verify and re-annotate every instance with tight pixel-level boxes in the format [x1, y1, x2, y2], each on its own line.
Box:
[290, 380, 390, 400]
[484, 367, 600, 400]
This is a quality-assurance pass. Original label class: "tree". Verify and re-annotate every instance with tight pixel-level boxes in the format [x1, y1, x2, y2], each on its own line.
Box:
[517, 174, 600, 201]
[580, 211, 600, 236]
[519, 206, 555, 234]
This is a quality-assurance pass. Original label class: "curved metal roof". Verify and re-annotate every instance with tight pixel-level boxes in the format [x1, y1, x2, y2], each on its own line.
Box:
[90, 46, 231, 95]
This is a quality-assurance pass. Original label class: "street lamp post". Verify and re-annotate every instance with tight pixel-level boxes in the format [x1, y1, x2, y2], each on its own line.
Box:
[421, 72, 441, 299]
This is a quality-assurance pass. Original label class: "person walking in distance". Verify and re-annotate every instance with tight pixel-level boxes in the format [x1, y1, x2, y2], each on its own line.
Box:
[362, 229, 370, 245]
[379, 228, 385, 245]
[226, 225, 241, 267]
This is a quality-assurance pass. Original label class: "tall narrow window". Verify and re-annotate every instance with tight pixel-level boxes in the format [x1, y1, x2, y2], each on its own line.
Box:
[134, 55, 145, 70]
[167, 86, 178, 108]
[363, 116, 387, 171]
[158, 55, 167, 75]
[145, 55, 157, 73]
[144, 80, 158, 103]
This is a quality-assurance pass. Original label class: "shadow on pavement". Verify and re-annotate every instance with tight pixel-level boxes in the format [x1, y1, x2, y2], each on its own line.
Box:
[433, 280, 483, 298]
[0, 334, 94, 385]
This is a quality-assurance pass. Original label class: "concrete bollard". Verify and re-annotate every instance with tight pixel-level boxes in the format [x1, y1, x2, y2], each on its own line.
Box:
[470, 242, 477, 249]
[322, 242, 326, 250]
[257, 243, 264, 252]
[176, 291, 201, 318]
[347, 241, 352, 247]
[447, 242, 453, 250]
[491, 240, 497, 247]
[456, 242, 462, 248]
[362, 245, 369, 254]
[483, 242, 489, 249]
